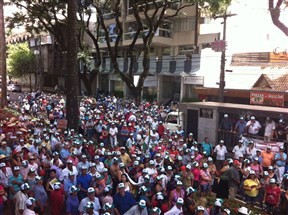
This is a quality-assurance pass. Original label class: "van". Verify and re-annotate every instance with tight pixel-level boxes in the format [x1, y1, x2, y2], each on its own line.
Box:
[164, 111, 184, 131]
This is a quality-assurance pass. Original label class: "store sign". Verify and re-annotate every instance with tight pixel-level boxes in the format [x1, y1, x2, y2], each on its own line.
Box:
[270, 47, 288, 62]
[144, 76, 157, 87]
[250, 92, 284, 107]
[183, 76, 204, 85]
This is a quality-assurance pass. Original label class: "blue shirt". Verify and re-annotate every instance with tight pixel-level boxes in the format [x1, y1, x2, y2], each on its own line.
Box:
[60, 148, 71, 161]
[66, 195, 80, 215]
[8, 174, 24, 199]
[77, 174, 92, 199]
[275, 152, 287, 167]
[201, 142, 213, 155]
[114, 191, 136, 214]
[33, 185, 48, 207]
[64, 178, 75, 196]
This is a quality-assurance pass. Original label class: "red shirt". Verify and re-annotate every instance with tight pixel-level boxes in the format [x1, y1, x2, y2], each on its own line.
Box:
[50, 188, 65, 215]
[0, 185, 3, 204]
[265, 185, 281, 205]
[192, 168, 201, 181]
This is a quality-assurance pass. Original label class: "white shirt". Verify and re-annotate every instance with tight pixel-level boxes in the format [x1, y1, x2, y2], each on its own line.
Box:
[214, 145, 227, 160]
[78, 197, 101, 215]
[0, 167, 13, 187]
[95, 162, 105, 173]
[264, 121, 276, 136]
[109, 127, 118, 136]
[246, 147, 257, 159]
[61, 166, 78, 181]
[164, 205, 183, 215]
[232, 145, 246, 159]
[14, 191, 28, 215]
[23, 208, 37, 215]
[246, 120, 261, 134]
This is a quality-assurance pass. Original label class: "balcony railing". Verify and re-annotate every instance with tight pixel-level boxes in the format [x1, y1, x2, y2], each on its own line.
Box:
[100, 54, 200, 74]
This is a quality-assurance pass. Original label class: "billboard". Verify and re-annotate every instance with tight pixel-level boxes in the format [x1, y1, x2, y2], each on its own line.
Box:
[250, 92, 284, 107]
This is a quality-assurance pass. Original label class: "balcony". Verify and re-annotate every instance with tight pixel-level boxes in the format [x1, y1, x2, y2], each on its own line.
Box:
[100, 54, 201, 75]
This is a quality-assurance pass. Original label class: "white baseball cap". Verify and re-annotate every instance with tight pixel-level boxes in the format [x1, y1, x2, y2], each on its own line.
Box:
[176, 197, 184, 205]
[26, 197, 36, 206]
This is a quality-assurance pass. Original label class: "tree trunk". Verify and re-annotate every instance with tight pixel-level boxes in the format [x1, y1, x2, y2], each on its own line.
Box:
[129, 86, 142, 105]
[0, 0, 7, 108]
[66, 0, 79, 130]
[79, 69, 97, 96]
[29, 73, 32, 92]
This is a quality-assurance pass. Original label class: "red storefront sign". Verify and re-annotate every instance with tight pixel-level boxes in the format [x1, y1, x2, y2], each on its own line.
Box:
[250, 92, 284, 107]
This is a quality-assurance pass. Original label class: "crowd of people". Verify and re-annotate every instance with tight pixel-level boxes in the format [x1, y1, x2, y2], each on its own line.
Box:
[0, 91, 287, 215]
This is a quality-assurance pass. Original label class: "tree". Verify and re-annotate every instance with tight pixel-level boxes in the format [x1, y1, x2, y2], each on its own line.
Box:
[5, 0, 99, 95]
[66, 0, 79, 130]
[7, 42, 36, 91]
[268, 0, 288, 36]
[0, 0, 7, 108]
[91, 0, 232, 104]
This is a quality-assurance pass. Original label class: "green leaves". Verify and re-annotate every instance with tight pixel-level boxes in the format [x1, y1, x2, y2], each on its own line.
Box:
[198, 0, 232, 16]
[7, 42, 36, 78]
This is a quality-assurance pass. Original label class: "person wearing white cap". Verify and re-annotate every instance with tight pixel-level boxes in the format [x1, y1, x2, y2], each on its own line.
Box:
[168, 181, 184, 209]
[218, 114, 233, 145]
[78, 187, 101, 215]
[263, 178, 281, 214]
[0, 162, 12, 189]
[33, 176, 48, 214]
[146, 160, 158, 182]
[237, 206, 250, 215]
[109, 122, 118, 148]
[245, 116, 261, 136]
[164, 197, 183, 215]
[120, 147, 132, 166]
[232, 140, 246, 160]
[94, 155, 105, 173]
[23, 197, 36, 215]
[233, 116, 247, 135]
[65, 185, 80, 215]
[213, 140, 228, 170]
[123, 199, 148, 215]
[77, 165, 93, 200]
[243, 170, 260, 205]
[274, 145, 287, 183]
[113, 182, 136, 214]
[14, 183, 30, 215]
[50, 182, 65, 215]
[184, 187, 197, 214]
[9, 166, 25, 199]
[264, 117, 276, 141]
[77, 155, 90, 173]
[195, 205, 205, 215]
[61, 159, 78, 183]
[261, 146, 274, 171]
[0, 141, 12, 157]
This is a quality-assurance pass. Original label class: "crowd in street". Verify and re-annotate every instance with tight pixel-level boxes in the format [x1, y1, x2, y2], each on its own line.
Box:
[0, 91, 287, 215]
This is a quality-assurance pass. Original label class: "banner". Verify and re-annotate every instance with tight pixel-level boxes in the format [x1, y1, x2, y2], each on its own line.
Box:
[242, 136, 284, 153]
[250, 92, 284, 107]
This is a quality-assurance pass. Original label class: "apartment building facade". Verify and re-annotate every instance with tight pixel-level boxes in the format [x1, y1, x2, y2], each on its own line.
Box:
[87, 0, 220, 101]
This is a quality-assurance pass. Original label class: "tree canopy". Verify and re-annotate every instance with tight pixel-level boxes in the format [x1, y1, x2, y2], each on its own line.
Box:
[7, 42, 35, 78]
[5, 0, 232, 101]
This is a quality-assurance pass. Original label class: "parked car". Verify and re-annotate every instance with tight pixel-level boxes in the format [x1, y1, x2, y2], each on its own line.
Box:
[7, 83, 22, 92]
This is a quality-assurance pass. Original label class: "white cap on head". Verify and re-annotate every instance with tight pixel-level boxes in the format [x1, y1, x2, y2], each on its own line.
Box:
[176, 197, 184, 205]
[26, 197, 35, 206]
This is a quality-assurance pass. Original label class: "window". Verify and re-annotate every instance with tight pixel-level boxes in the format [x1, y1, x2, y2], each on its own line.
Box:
[174, 17, 196, 32]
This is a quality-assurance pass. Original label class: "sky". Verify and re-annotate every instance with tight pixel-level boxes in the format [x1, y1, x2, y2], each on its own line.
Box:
[227, 0, 288, 53]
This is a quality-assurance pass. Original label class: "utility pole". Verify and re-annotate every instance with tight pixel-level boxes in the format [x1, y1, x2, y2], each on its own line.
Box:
[214, 13, 236, 102]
